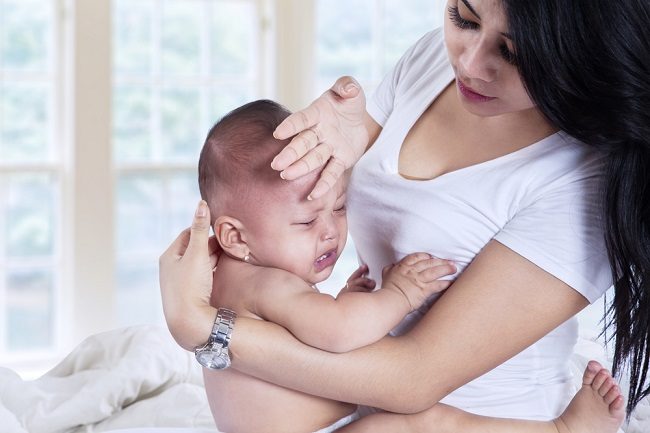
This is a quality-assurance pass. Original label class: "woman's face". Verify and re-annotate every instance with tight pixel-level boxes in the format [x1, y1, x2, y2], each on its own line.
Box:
[444, 0, 535, 117]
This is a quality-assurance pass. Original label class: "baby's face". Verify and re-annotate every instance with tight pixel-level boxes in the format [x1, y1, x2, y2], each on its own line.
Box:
[243, 174, 348, 285]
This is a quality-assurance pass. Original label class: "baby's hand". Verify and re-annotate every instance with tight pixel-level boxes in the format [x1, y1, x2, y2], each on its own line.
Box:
[381, 253, 456, 311]
[340, 264, 376, 294]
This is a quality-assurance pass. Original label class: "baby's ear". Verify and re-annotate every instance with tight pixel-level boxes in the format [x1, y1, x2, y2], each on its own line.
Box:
[214, 216, 248, 260]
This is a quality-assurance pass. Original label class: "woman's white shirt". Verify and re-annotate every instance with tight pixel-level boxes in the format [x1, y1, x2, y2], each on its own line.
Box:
[347, 29, 610, 420]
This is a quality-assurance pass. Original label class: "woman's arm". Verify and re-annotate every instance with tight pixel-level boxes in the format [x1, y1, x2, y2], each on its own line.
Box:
[271, 76, 382, 200]
[228, 239, 589, 414]
[160, 202, 588, 412]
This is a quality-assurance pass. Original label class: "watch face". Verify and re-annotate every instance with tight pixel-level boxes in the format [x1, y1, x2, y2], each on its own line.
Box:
[196, 346, 230, 370]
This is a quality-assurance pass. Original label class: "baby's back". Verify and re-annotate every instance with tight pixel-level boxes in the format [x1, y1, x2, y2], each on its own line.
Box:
[203, 368, 355, 433]
[204, 257, 356, 433]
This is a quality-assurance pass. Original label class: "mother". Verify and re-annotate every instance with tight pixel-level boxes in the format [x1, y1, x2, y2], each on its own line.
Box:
[161, 0, 650, 430]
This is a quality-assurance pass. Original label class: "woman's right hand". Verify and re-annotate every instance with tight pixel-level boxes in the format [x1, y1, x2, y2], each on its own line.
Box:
[272, 76, 369, 200]
[159, 200, 221, 351]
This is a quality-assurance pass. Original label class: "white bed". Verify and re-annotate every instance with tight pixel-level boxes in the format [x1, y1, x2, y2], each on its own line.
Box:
[1, 324, 648, 433]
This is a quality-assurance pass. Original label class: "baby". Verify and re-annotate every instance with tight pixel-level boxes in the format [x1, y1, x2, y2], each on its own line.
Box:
[197, 99, 455, 433]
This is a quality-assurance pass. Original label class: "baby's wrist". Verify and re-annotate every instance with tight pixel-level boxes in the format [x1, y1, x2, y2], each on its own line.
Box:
[384, 284, 413, 312]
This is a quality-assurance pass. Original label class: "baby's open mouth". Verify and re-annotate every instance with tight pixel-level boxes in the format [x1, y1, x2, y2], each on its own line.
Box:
[314, 248, 338, 271]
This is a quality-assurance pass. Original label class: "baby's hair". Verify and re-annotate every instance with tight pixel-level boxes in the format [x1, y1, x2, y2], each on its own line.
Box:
[198, 99, 292, 221]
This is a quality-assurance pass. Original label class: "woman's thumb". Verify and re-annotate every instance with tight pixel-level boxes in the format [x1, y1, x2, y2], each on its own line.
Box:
[187, 200, 211, 256]
[332, 76, 361, 99]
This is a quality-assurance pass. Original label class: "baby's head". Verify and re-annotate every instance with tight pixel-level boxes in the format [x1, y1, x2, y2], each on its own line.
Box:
[198, 99, 348, 284]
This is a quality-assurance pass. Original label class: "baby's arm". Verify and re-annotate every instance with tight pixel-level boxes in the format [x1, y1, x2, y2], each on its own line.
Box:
[254, 253, 455, 353]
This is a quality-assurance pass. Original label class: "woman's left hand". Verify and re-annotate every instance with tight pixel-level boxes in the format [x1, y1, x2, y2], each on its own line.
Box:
[159, 200, 221, 350]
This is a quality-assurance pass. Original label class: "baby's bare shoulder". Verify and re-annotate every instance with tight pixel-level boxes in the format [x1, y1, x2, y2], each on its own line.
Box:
[248, 266, 313, 294]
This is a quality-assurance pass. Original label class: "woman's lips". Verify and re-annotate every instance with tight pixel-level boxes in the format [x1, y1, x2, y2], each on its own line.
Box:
[457, 80, 496, 103]
[314, 249, 338, 272]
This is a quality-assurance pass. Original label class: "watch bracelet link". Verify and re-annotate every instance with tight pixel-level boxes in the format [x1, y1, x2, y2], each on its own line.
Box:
[210, 307, 236, 350]
[194, 307, 237, 370]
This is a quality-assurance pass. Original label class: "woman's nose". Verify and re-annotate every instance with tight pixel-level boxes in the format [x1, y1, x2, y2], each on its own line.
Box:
[459, 37, 498, 82]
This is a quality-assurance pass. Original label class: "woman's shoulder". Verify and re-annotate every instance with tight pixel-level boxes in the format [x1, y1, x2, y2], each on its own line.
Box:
[398, 28, 449, 73]
[381, 28, 454, 103]
[513, 131, 605, 181]
[520, 132, 606, 183]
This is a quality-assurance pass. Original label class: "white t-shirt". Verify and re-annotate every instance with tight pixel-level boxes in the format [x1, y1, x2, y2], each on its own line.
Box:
[347, 29, 611, 420]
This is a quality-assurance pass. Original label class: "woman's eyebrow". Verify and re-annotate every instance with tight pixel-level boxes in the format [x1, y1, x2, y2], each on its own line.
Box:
[461, 0, 513, 39]
[461, 0, 480, 19]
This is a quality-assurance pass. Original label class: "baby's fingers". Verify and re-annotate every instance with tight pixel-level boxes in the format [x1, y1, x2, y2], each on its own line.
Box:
[418, 263, 457, 282]
[347, 277, 376, 292]
[423, 279, 452, 293]
[399, 252, 432, 266]
[412, 258, 453, 273]
[347, 264, 369, 281]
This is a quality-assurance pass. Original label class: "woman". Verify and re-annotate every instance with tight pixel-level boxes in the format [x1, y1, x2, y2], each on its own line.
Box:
[161, 0, 648, 431]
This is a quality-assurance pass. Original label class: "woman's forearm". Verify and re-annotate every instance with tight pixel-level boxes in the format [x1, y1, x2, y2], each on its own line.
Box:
[230, 316, 447, 413]
[229, 241, 590, 414]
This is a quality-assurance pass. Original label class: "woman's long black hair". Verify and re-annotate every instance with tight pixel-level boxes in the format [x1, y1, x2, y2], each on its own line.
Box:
[502, 0, 650, 413]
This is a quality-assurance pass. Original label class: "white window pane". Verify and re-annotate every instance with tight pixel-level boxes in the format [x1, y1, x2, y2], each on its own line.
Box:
[3, 173, 56, 258]
[382, 0, 441, 71]
[317, 0, 373, 90]
[212, 1, 257, 77]
[116, 171, 199, 256]
[116, 172, 199, 327]
[168, 172, 200, 234]
[113, 85, 152, 162]
[116, 263, 161, 326]
[113, 0, 154, 76]
[116, 174, 165, 255]
[211, 83, 256, 120]
[161, 0, 202, 76]
[6, 267, 54, 351]
[161, 87, 202, 160]
[0, 83, 51, 161]
[0, 0, 51, 73]
[316, 0, 447, 93]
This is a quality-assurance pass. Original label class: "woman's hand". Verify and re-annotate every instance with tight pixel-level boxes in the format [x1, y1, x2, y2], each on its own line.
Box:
[272, 76, 370, 200]
[159, 200, 221, 350]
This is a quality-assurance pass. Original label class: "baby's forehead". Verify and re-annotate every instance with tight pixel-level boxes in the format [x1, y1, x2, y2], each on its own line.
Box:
[261, 169, 347, 206]
[267, 169, 320, 203]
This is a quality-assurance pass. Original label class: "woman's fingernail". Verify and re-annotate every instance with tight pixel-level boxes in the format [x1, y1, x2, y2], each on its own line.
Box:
[279, 171, 286, 180]
[307, 194, 313, 201]
[344, 83, 358, 93]
[196, 200, 207, 217]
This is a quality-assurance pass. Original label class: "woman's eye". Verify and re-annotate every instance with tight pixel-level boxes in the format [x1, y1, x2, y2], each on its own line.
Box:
[499, 44, 517, 65]
[334, 204, 346, 213]
[300, 219, 316, 226]
[448, 5, 517, 66]
[448, 6, 479, 30]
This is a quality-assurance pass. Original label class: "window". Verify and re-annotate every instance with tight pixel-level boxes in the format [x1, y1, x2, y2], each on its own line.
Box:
[316, 0, 446, 93]
[112, 0, 271, 326]
[0, 0, 449, 370]
[0, 0, 61, 360]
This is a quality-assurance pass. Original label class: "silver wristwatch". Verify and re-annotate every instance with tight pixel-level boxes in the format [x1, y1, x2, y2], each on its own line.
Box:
[194, 308, 237, 370]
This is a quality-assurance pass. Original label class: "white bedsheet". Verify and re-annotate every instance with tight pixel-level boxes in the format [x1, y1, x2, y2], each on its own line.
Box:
[0, 325, 216, 433]
[0, 325, 648, 433]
